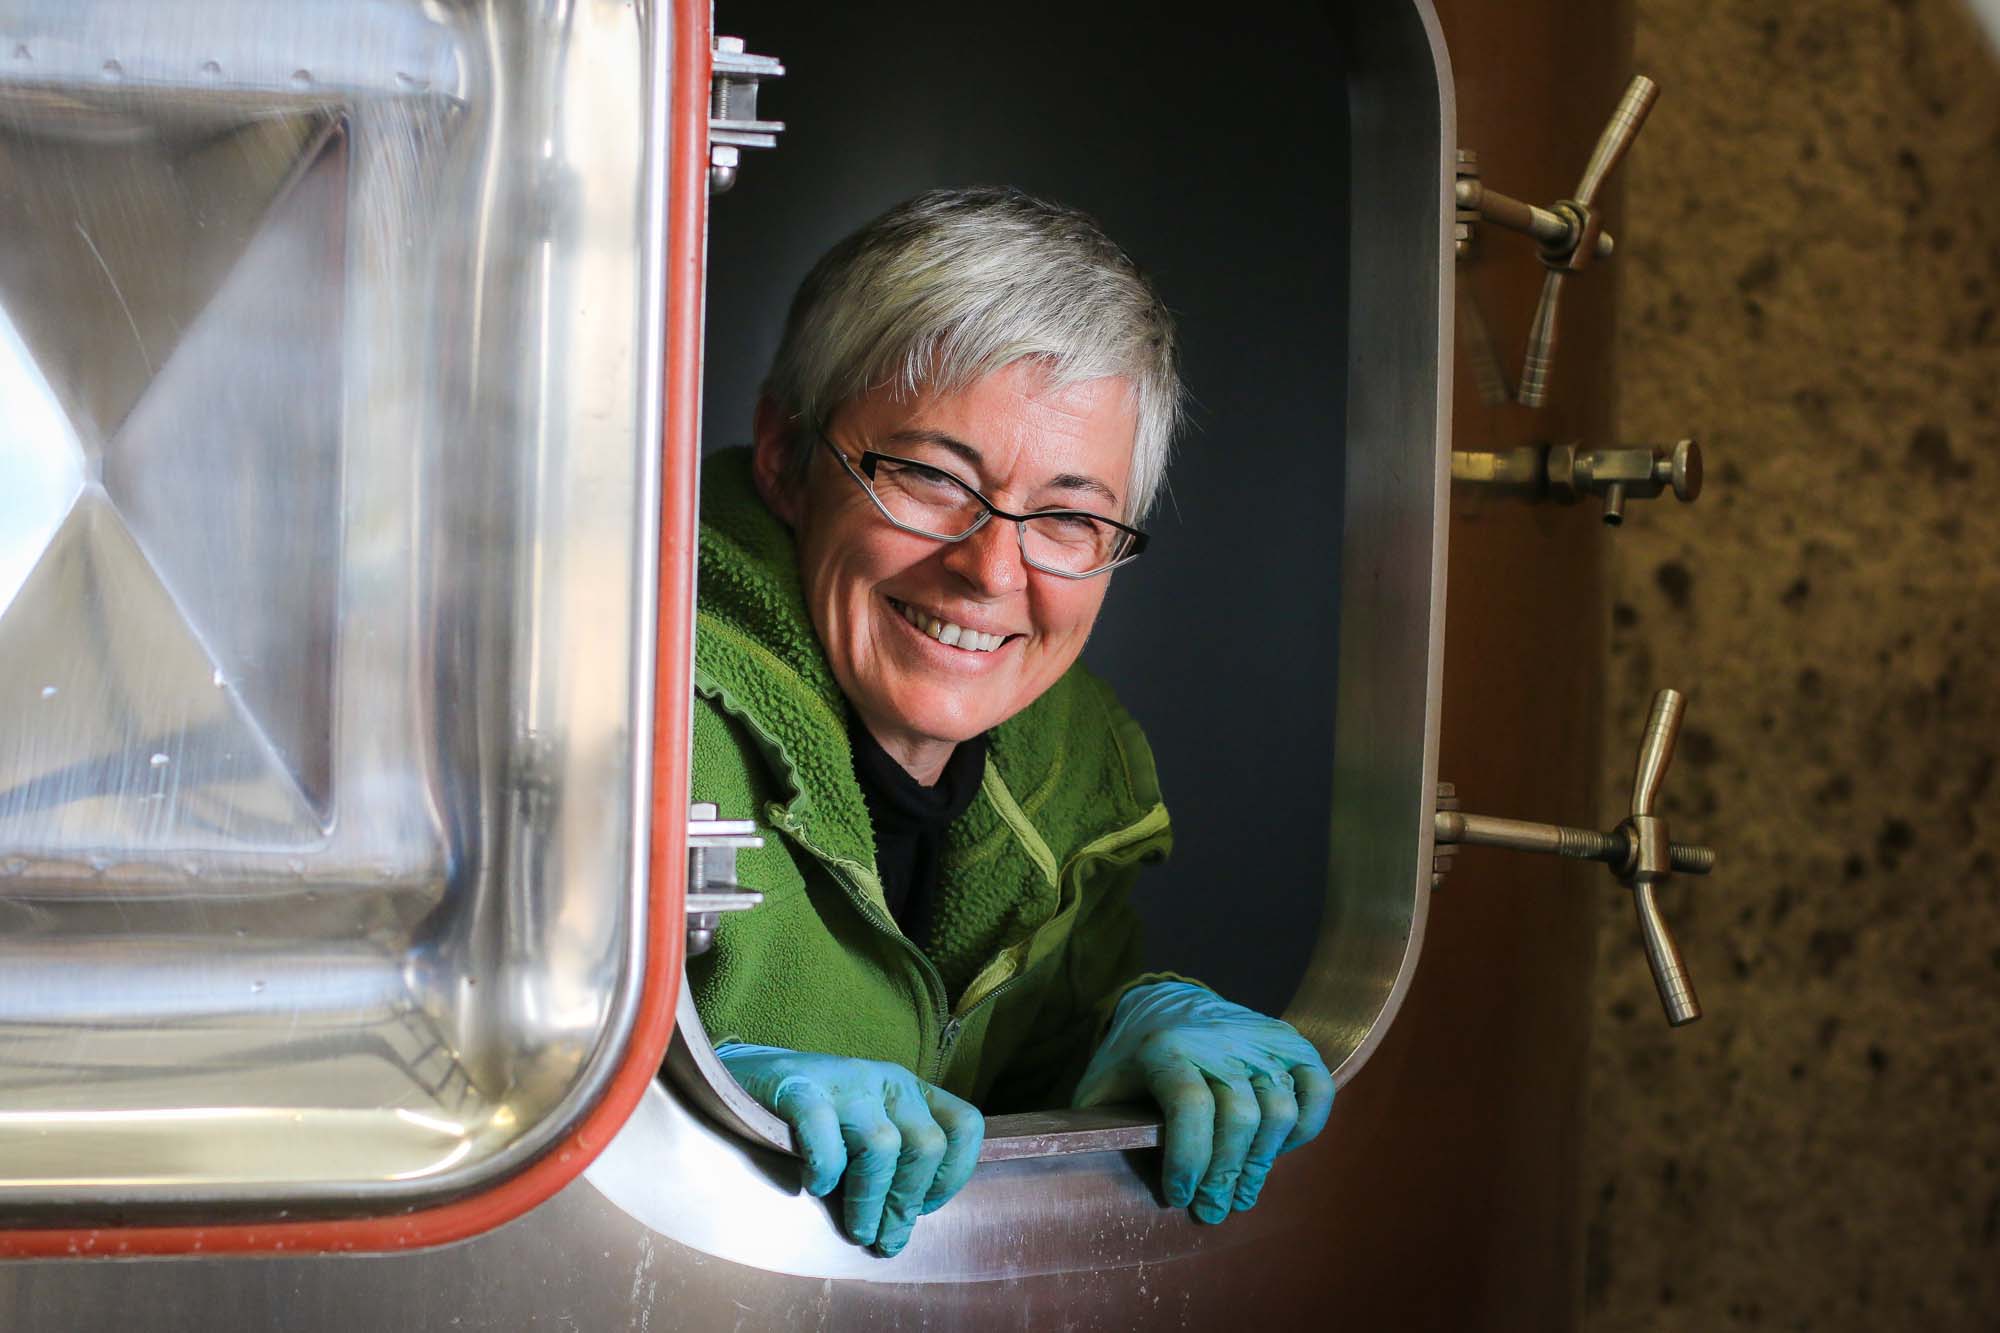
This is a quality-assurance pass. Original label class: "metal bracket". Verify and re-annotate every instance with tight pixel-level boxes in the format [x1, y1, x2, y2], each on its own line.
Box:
[1434, 688, 1716, 1026]
[686, 802, 764, 955]
[709, 35, 785, 194]
[1433, 782, 1459, 890]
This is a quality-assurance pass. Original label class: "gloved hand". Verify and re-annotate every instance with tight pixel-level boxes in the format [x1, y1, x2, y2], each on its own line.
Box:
[1071, 982, 1334, 1224]
[716, 1044, 984, 1256]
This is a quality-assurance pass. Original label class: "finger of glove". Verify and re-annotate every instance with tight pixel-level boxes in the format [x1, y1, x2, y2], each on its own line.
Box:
[872, 1091, 949, 1256]
[1230, 1072, 1299, 1211]
[920, 1085, 985, 1214]
[1142, 1061, 1215, 1210]
[1190, 1073, 1261, 1224]
[769, 1081, 848, 1198]
[834, 1098, 904, 1248]
[1279, 1059, 1337, 1154]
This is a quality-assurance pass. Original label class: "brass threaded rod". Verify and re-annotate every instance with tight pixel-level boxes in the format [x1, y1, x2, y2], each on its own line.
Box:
[1435, 811, 1714, 875]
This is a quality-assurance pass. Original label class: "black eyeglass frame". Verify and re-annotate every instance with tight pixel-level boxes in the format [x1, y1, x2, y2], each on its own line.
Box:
[814, 432, 1150, 579]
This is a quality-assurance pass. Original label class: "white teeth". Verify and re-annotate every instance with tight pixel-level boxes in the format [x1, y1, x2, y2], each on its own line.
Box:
[894, 600, 1006, 654]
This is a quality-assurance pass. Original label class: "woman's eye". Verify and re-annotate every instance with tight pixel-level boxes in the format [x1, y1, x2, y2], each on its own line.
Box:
[899, 463, 964, 492]
[1041, 514, 1101, 538]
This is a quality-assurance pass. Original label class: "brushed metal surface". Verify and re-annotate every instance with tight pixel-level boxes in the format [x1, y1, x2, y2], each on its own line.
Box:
[0, 0, 667, 1215]
[3, 0, 1466, 1322]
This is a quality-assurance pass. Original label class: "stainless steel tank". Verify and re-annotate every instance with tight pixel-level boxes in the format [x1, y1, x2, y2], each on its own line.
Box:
[0, 0, 1641, 1325]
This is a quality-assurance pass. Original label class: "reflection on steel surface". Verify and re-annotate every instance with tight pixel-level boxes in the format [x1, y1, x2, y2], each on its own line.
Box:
[0, 0, 664, 1216]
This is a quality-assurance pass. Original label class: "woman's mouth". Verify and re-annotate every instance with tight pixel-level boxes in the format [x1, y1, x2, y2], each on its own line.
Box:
[888, 598, 1013, 654]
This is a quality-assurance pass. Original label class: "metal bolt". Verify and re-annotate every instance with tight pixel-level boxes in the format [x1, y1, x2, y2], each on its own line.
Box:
[710, 144, 740, 194]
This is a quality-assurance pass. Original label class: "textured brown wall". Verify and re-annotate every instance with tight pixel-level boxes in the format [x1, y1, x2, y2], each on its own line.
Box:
[1585, 1, 2000, 1329]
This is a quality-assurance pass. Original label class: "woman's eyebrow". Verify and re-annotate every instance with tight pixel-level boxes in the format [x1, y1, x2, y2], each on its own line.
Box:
[883, 428, 1121, 507]
[882, 427, 988, 476]
[1041, 472, 1121, 507]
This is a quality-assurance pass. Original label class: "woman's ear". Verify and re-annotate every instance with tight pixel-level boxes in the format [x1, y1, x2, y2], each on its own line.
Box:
[751, 397, 804, 527]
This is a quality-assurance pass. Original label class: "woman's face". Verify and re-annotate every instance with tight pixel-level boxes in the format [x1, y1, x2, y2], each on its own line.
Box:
[755, 361, 1138, 780]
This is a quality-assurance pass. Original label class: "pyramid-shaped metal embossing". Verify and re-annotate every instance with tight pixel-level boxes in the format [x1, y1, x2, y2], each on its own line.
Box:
[0, 108, 338, 450]
[0, 496, 325, 858]
[0, 306, 85, 619]
[0, 108, 346, 863]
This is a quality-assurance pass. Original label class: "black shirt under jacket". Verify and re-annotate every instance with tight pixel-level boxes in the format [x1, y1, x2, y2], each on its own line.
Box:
[846, 709, 989, 952]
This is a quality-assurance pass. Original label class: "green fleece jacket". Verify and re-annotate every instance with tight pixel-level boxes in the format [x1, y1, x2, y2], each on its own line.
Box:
[686, 447, 1176, 1111]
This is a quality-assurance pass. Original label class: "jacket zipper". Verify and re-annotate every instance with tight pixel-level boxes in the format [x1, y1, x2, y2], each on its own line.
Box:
[931, 973, 1036, 1084]
[817, 858, 959, 1079]
[823, 859, 1034, 1086]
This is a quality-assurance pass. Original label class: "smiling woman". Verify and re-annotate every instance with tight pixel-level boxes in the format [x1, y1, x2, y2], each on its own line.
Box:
[762, 365, 1136, 784]
[686, 189, 1335, 1257]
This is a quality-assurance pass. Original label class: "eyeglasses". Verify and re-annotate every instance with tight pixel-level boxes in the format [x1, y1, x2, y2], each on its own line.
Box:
[816, 433, 1148, 579]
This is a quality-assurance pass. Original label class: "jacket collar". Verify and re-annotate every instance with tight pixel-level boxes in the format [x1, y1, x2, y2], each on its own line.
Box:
[694, 448, 877, 878]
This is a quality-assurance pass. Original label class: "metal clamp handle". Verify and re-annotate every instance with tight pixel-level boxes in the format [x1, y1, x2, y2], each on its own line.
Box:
[1629, 688, 1683, 817]
[1433, 685, 1714, 1027]
[1516, 75, 1658, 407]
[1620, 689, 1700, 1025]
[1573, 76, 1659, 209]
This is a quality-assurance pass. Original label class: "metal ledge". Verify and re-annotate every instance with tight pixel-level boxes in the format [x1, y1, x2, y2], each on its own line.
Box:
[664, 983, 1164, 1164]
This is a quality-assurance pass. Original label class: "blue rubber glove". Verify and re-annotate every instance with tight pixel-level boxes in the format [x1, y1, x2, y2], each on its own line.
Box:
[1071, 982, 1335, 1224]
[716, 1044, 985, 1256]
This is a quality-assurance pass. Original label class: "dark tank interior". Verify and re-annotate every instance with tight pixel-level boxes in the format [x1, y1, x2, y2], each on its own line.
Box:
[700, 1, 1353, 1015]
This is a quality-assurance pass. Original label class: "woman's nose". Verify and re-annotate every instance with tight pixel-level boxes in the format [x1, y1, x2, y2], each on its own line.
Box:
[938, 517, 1027, 596]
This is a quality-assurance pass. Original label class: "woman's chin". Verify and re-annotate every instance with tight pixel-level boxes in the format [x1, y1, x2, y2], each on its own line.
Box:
[871, 690, 1005, 747]
[845, 595, 1058, 743]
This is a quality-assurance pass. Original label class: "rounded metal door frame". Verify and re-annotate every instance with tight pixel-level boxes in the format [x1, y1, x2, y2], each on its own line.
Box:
[665, 0, 1454, 1167]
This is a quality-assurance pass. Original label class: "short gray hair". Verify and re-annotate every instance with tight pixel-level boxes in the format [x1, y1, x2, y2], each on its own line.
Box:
[761, 187, 1182, 523]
